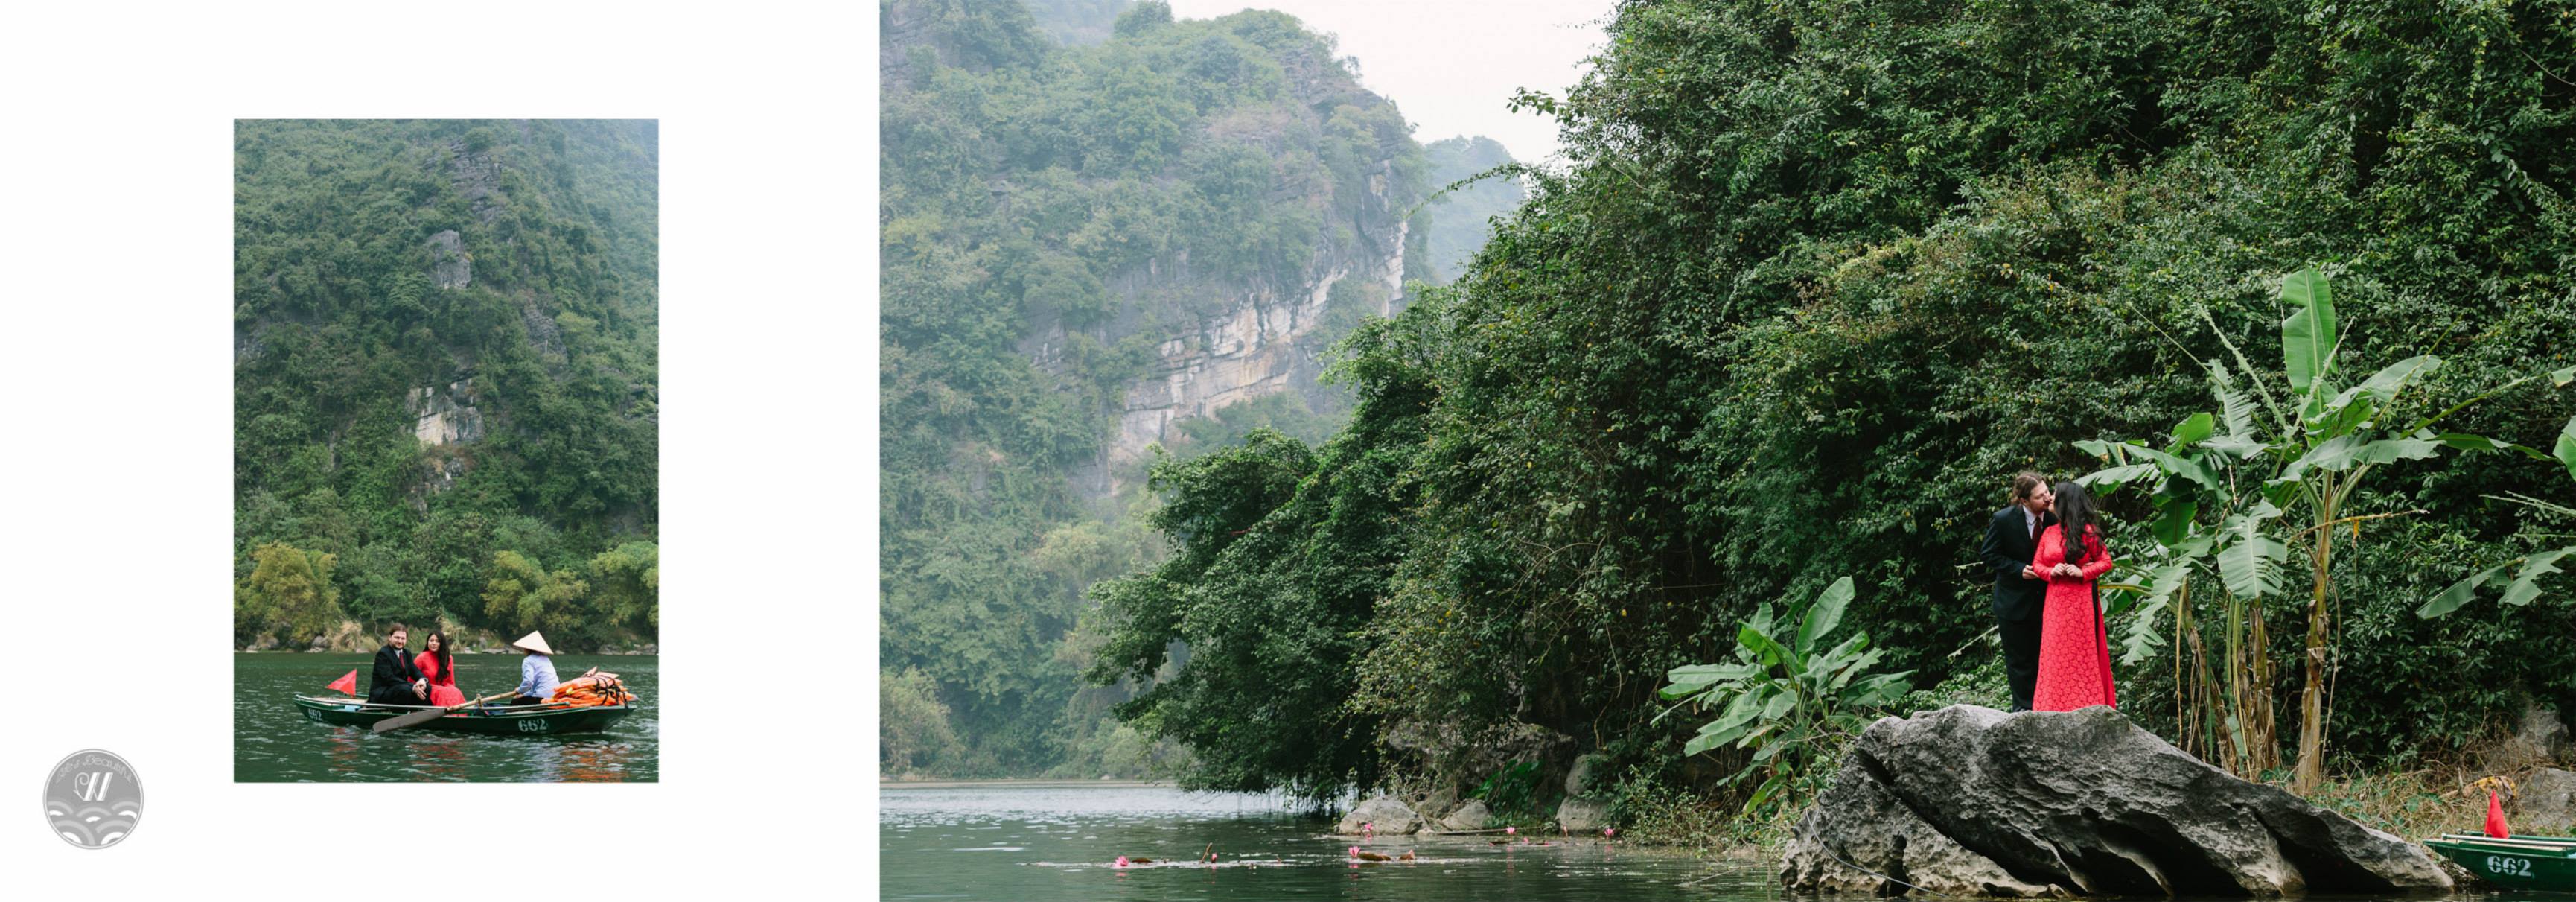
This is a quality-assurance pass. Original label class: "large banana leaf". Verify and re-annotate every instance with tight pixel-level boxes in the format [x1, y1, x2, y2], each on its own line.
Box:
[2206, 358, 2260, 445]
[1660, 661, 1759, 699]
[1796, 577, 1855, 655]
[1740, 621, 1797, 672]
[2172, 412, 2216, 445]
[2119, 442, 2223, 491]
[2119, 559, 2196, 665]
[2557, 416, 2576, 483]
[2218, 505, 2287, 599]
[2343, 355, 2441, 409]
[2286, 435, 2441, 475]
[2499, 548, 2575, 608]
[2419, 547, 2576, 617]
[2281, 267, 2337, 404]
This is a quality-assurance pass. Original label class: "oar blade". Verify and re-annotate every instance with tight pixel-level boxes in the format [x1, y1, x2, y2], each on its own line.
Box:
[371, 705, 450, 733]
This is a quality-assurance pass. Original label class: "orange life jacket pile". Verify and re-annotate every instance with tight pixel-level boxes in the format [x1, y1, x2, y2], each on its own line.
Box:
[547, 667, 637, 707]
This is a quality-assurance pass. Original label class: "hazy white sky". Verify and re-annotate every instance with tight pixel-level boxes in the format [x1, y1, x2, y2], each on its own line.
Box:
[1164, 1, 1617, 163]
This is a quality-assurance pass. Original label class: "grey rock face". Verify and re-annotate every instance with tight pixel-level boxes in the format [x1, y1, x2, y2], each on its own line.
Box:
[1782, 705, 2452, 897]
[1441, 799, 1491, 833]
[2520, 768, 2576, 832]
[429, 230, 471, 289]
[2486, 704, 2570, 772]
[1555, 795, 1611, 833]
[1782, 758, 2063, 897]
[1337, 795, 1422, 835]
[1566, 752, 1612, 796]
[408, 379, 485, 446]
[1406, 786, 1457, 822]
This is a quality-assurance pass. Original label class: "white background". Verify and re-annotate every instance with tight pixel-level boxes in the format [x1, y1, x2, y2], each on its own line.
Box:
[4, 2, 879, 895]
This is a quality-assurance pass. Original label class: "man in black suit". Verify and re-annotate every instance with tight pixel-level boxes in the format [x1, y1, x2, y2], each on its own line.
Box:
[1978, 472, 2055, 711]
[366, 623, 429, 708]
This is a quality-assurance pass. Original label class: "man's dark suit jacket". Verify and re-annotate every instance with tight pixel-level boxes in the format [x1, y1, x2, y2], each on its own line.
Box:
[367, 644, 425, 705]
[1979, 505, 2053, 621]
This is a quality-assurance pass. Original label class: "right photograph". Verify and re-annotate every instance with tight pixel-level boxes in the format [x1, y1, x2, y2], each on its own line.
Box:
[882, 0, 2576, 898]
[233, 118, 659, 783]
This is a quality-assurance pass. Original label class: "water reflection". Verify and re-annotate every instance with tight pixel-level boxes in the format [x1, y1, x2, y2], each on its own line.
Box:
[520, 740, 640, 783]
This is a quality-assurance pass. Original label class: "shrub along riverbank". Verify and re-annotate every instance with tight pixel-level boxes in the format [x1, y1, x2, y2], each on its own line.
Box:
[1085, 0, 2576, 828]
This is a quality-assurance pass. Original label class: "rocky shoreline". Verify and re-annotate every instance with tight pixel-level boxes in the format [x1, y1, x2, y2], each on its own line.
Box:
[1780, 705, 2452, 897]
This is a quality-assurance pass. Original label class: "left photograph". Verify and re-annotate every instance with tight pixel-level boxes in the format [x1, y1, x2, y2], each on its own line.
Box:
[232, 119, 659, 783]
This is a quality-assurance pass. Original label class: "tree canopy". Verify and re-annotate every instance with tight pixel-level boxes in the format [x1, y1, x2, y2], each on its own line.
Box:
[1088, 0, 2576, 801]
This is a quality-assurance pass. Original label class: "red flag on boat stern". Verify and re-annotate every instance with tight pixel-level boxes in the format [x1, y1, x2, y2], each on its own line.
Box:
[2486, 790, 2510, 838]
[327, 670, 358, 696]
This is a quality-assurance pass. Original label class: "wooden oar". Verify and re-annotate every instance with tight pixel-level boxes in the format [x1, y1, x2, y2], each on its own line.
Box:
[372, 691, 520, 734]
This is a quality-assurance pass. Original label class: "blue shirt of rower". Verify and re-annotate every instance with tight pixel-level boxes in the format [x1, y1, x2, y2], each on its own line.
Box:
[517, 653, 560, 699]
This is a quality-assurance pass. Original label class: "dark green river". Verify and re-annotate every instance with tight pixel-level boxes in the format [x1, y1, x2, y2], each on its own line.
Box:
[880, 783, 2576, 901]
[234, 652, 657, 782]
[878, 783, 1779, 900]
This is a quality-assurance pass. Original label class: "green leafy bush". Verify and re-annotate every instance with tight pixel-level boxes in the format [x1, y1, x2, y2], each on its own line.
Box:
[1658, 577, 1913, 813]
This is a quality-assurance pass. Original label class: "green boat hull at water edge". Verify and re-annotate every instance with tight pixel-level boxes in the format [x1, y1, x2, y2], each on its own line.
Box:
[293, 696, 634, 735]
[2426, 835, 2576, 891]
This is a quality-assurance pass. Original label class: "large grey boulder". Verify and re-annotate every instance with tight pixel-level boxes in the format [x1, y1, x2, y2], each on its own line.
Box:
[1441, 799, 1491, 832]
[2520, 768, 2576, 832]
[1555, 795, 1612, 833]
[1783, 705, 2452, 897]
[2485, 704, 2570, 772]
[1336, 795, 1422, 835]
[1566, 752, 1612, 795]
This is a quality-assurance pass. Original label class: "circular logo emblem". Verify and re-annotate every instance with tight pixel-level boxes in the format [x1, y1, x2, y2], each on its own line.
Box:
[44, 749, 141, 849]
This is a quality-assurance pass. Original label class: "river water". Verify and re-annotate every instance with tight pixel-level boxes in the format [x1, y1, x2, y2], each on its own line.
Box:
[882, 783, 2576, 901]
[233, 652, 657, 782]
[879, 783, 1779, 901]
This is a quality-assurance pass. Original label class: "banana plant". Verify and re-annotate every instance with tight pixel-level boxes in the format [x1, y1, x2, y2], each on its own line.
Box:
[2417, 414, 2576, 617]
[2077, 266, 2572, 792]
[1655, 577, 1913, 814]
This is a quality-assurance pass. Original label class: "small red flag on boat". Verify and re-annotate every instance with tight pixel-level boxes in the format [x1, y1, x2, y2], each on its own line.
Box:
[2486, 790, 2510, 838]
[327, 670, 358, 696]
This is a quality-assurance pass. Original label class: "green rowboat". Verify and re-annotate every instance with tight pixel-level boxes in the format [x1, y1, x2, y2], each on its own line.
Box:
[293, 695, 634, 736]
[2425, 833, 2576, 891]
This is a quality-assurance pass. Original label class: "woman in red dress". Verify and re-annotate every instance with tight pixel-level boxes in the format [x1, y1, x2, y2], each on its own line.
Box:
[2030, 480, 2117, 711]
[415, 631, 467, 708]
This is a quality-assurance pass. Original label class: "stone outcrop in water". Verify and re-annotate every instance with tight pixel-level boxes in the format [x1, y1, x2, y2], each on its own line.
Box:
[1782, 705, 2453, 897]
[1337, 795, 1422, 835]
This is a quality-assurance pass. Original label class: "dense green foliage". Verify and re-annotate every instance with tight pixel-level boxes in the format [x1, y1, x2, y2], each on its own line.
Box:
[880, 0, 1445, 776]
[233, 120, 658, 651]
[1093, 0, 2576, 803]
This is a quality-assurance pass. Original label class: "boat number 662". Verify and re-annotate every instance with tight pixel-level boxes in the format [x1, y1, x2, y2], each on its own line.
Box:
[2486, 856, 2533, 877]
[517, 719, 549, 733]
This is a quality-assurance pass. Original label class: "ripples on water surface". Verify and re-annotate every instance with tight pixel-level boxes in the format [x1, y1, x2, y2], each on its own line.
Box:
[879, 783, 1777, 901]
[234, 652, 657, 782]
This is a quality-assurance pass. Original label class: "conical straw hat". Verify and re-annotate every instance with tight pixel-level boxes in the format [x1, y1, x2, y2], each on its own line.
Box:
[511, 631, 555, 655]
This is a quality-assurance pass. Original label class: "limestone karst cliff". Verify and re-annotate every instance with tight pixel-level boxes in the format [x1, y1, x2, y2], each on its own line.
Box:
[880, 0, 1458, 776]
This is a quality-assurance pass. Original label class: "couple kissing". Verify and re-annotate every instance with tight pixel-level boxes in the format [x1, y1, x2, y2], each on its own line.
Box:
[1978, 471, 2118, 714]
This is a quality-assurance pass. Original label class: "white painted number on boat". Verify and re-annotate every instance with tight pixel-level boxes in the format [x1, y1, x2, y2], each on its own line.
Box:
[2487, 856, 2534, 877]
[517, 718, 549, 733]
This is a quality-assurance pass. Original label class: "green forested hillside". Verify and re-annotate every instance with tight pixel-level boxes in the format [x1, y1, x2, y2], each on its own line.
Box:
[1421, 136, 1526, 283]
[881, 0, 1517, 778]
[1091, 0, 2576, 807]
[233, 119, 658, 654]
